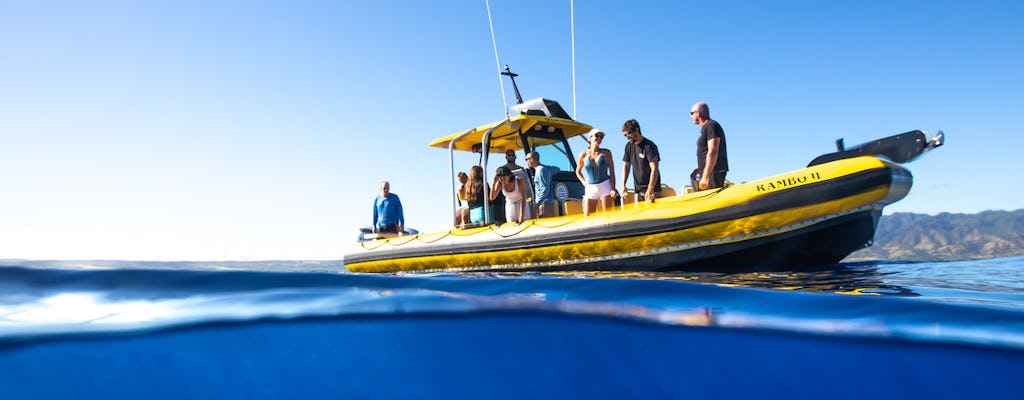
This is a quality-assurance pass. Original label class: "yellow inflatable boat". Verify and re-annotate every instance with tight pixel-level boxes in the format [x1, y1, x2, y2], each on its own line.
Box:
[344, 98, 941, 273]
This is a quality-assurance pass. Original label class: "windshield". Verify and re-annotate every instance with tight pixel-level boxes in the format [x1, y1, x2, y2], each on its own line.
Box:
[531, 138, 575, 172]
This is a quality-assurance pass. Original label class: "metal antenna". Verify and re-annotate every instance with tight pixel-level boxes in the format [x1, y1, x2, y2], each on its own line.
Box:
[485, 0, 510, 119]
[570, 0, 576, 119]
[501, 65, 524, 104]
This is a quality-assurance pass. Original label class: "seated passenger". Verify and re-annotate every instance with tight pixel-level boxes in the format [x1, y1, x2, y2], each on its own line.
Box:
[462, 165, 490, 227]
[575, 129, 617, 216]
[491, 166, 531, 225]
[454, 171, 470, 226]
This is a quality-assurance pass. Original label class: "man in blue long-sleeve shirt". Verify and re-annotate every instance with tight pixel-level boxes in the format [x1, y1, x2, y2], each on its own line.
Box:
[372, 181, 404, 234]
[526, 152, 559, 219]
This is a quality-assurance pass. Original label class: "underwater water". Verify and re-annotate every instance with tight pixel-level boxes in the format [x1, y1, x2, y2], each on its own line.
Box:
[1, 257, 1022, 399]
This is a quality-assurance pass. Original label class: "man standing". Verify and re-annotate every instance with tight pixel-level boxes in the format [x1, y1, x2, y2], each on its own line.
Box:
[621, 119, 661, 202]
[689, 102, 729, 191]
[502, 149, 525, 172]
[525, 151, 559, 218]
[371, 180, 404, 234]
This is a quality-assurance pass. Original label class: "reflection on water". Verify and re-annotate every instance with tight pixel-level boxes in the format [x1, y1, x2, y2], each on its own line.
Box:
[2, 257, 1023, 352]
[2, 258, 1023, 399]
[475, 262, 919, 297]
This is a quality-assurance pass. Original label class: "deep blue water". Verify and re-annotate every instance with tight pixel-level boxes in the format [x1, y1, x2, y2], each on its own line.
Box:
[1, 257, 1023, 399]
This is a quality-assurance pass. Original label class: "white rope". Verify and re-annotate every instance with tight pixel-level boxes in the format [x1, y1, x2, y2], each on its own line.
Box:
[484, 0, 510, 120]
[570, 0, 577, 120]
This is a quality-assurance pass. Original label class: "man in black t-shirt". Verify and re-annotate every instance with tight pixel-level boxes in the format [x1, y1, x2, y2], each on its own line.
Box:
[620, 119, 661, 202]
[689, 102, 729, 191]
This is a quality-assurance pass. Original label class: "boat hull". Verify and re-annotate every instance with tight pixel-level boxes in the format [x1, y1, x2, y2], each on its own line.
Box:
[577, 208, 881, 273]
[345, 156, 912, 273]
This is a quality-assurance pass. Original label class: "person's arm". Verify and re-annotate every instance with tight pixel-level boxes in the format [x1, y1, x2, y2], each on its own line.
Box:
[575, 152, 587, 184]
[489, 178, 501, 201]
[395, 196, 404, 233]
[700, 137, 721, 190]
[646, 161, 659, 202]
[621, 161, 631, 194]
[371, 197, 379, 233]
[603, 149, 617, 198]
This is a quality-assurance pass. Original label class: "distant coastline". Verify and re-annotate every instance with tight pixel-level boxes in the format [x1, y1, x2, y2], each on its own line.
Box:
[4, 210, 1021, 266]
[847, 209, 1024, 262]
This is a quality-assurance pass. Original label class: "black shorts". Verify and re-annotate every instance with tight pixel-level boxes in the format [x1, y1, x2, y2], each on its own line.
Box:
[376, 224, 398, 233]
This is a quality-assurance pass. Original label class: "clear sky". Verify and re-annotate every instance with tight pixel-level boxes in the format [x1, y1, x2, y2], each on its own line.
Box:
[1, 1, 1021, 261]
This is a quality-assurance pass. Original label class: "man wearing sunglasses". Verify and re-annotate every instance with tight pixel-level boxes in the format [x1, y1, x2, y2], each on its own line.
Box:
[620, 119, 661, 202]
[689, 102, 729, 191]
[525, 151, 560, 218]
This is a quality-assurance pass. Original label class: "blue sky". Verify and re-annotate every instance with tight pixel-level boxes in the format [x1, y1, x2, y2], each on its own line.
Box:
[1, 1, 1021, 260]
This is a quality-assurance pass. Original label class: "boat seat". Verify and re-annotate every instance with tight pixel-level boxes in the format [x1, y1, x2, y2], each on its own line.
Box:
[660, 184, 677, 198]
[562, 198, 583, 216]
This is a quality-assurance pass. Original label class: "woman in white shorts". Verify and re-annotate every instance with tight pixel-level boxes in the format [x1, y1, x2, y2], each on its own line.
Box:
[575, 129, 618, 216]
[490, 166, 531, 225]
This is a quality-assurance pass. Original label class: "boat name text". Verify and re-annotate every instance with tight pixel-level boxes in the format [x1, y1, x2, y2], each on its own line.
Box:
[756, 172, 822, 192]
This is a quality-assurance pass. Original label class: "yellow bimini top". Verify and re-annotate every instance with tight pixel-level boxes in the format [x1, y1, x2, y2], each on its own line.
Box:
[428, 113, 593, 153]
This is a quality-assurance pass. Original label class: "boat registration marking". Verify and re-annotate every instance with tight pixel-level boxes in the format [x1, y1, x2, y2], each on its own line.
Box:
[756, 172, 823, 193]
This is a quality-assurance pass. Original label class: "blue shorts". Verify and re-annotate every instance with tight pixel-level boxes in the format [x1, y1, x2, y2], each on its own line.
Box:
[469, 206, 494, 223]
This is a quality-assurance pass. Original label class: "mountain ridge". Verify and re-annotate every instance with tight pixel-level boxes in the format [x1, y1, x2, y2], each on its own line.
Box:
[846, 209, 1024, 261]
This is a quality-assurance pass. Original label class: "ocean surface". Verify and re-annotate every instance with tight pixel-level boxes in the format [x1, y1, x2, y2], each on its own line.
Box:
[1, 256, 1023, 399]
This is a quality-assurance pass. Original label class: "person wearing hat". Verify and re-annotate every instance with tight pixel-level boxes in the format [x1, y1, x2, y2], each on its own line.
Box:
[576, 129, 617, 216]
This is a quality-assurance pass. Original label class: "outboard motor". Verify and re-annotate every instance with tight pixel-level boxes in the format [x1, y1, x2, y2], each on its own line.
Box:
[809, 130, 944, 166]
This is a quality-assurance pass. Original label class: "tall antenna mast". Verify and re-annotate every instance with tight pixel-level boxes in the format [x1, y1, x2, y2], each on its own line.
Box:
[484, 0, 511, 119]
[570, 0, 577, 119]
